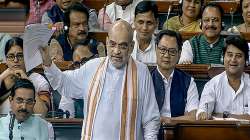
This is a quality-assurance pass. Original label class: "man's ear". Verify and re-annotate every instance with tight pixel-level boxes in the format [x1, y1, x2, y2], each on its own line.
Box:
[9, 96, 13, 102]
[128, 40, 135, 55]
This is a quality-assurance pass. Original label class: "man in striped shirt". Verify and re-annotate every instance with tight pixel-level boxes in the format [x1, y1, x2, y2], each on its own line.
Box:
[179, 3, 225, 64]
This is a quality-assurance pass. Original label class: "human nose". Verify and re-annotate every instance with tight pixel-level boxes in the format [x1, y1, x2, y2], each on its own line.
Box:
[142, 23, 147, 30]
[13, 56, 19, 62]
[113, 46, 121, 54]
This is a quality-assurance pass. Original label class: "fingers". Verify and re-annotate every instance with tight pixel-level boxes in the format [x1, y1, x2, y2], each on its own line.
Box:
[39, 47, 52, 67]
[198, 112, 208, 120]
[13, 69, 28, 79]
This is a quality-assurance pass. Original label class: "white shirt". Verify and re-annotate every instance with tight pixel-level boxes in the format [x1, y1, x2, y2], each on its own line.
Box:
[157, 68, 199, 117]
[59, 96, 75, 118]
[179, 40, 193, 64]
[131, 31, 157, 64]
[0, 113, 54, 140]
[44, 57, 160, 140]
[197, 71, 250, 117]
[105, 0, 141, 25]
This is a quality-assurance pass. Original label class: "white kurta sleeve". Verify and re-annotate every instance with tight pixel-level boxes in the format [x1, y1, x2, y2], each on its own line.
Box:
[196, 80, 216, 118]
[185, 78, 199, 112]
[44, 62, 86, 99]
[141, 66, 160, 140]
[178, 40, 193, 64]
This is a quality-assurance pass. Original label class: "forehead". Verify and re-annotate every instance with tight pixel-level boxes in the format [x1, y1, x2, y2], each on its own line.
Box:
[202, 7, 221, 17]
[7, 45, 23, 54]
[243, 0, 250, 4]
[69, 11, 87, 23]
[14, 88, 34, 99]
[226, 44, 244, 54]
[135, 11, 156, 21]
[109, 29, 130, 43]
[159, 35, 178, 48]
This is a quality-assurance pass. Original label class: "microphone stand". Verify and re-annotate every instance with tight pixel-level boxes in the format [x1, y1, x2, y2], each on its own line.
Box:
[166, 5, 172, 30]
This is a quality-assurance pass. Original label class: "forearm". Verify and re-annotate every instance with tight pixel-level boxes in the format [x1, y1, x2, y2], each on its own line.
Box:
[33, 95, 49, 117]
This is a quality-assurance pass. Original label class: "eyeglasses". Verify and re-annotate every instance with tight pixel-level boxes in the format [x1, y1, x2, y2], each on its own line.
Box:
[6, 53, 24, 61]
[202, 17, 220, 24]
[73, 54, 97, 68]
[157, 46, 178, 56]
[14, 97, 35, 105]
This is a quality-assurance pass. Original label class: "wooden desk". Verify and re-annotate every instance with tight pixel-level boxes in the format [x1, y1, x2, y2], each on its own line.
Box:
[163, 120, 250, 140]
[47, 118, 83, 140]
[1, 62, 250, 79]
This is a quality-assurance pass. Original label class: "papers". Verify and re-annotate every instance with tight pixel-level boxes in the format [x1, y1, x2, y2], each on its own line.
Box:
[23, 24, 55, 72]
[212, 116, 250, 122]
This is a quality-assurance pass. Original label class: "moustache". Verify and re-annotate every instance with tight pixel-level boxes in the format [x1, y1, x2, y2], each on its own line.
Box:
[78, 31, 87, 36]
[18, 109, 29, 114]
[206, 26, 217, 30]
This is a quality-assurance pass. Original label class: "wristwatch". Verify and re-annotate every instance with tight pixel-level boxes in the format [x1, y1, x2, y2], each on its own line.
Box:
[223, 111, 230, 118]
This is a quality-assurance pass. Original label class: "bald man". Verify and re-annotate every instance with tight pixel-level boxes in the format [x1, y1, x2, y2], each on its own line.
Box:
[40, 20, 160, 140]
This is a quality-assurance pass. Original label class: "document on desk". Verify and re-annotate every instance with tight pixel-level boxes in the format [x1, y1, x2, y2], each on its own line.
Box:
[212, 116, 250, 122]
[23, 24, 55, 72]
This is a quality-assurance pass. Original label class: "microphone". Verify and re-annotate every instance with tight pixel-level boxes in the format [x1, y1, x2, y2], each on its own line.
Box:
[205, 103, 209, 120]
[166, 5, 172, 30]
[9, 112, 15, 140]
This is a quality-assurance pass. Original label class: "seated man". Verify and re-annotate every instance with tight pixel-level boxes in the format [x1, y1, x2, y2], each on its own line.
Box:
[0, 37, 50, 117]
[59, 39, 99, 118]
[179, 3, 225, 64]
[151, 30, 199, 123]
[131, 1, 158, 64]
[197, 35, 250, 120]
[51, 2, 90, 61]
[98, 0, 141, 31]
[42, 0, 99, 31]
[0, 79, 53, 139]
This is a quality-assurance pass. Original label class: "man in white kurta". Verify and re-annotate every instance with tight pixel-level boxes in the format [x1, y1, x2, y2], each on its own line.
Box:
[197, 35, 250, 120]
[41, 20, 160, 140]
[131, 31, 156, 64]
[131, 1, 158, 64]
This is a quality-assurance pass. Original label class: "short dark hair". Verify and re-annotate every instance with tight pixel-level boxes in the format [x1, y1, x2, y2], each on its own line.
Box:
[155, 30, 183, 50]
[134, 1, 158, 19]
[223, 35, 249, 62]
[5, 37, 23, 55]
[10, 79, 36, 98]
[64, 2, 89, 28]
[202, 2, 224, 18]
[74, 39, 99, 55]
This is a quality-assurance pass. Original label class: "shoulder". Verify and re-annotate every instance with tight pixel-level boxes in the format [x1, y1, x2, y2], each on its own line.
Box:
[167, 16, 179, 23]
[206, 71, 225, 86]
[134, 60, 151, 76]
[32, 115, 49, 127]
[175, 68, 192, 79]
[29, 72, 48, 84]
